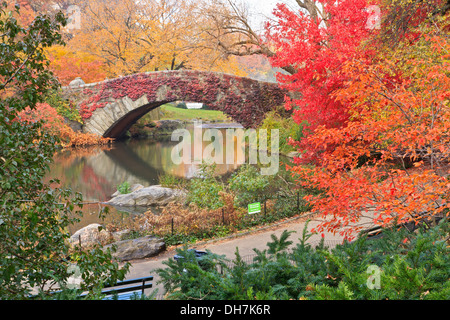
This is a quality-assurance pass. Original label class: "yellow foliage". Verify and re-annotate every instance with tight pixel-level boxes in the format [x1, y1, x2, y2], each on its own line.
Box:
[65, 0, 248, 78]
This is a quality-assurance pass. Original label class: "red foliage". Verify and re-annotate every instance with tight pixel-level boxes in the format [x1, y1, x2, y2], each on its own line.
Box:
[262, 0, 450, 239]
[265, 0, 377, 163]
[77, 71, 286, 128]
[17, 103, 66, 134]
[284, 15, 450, 239]
[47, 52, 107, 86]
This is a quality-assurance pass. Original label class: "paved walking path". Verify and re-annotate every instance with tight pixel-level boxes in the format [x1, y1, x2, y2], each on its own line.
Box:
[122, 213, 347, 298]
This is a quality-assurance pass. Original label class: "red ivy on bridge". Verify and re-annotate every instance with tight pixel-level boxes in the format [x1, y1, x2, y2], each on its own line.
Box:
[78, 71, 285, 128]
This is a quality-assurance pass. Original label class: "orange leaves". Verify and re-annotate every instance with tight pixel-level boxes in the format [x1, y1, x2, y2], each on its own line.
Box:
[58, 125, 113, 148]
[60, 0, 247, 78]
[17, 103, 66, 135]
[287, 17, 450, 239]
[17, 102, 112, 147]
[132, 192, 241, 237]
[46, 46, 107, 86]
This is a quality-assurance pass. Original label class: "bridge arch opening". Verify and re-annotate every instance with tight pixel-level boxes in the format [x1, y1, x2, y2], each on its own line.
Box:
[104, 101, 172, 139]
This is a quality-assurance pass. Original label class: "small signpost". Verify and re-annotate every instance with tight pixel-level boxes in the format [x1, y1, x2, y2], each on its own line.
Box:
[248, 202, 261, 215]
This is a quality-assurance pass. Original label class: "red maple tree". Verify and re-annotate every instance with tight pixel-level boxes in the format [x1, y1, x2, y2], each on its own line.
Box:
[266, 0, 450, 238]
[265, 0, 378, 163]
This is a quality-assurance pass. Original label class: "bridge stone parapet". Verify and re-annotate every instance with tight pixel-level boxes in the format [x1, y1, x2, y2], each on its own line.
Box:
[62, 70, 287, 138]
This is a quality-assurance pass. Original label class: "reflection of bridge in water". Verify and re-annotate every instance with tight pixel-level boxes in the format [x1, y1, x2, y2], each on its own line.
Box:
[104, 142, 165, 185]
[87, 132, 244, 191]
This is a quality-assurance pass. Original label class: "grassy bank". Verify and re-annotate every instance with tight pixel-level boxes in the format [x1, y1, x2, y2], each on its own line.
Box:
[160, 104, 231, 122]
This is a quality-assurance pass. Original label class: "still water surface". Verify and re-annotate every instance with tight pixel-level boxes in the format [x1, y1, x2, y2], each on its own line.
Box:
[46, 124, 251, 233]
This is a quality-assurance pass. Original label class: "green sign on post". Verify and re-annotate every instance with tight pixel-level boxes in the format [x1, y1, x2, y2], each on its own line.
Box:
[248, 202, 261, 214]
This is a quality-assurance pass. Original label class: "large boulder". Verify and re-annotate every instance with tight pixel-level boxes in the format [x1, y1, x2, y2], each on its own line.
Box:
[104, 235, 165, 261]
[106, 185, 186, 207]
[69, 223, 112, 248]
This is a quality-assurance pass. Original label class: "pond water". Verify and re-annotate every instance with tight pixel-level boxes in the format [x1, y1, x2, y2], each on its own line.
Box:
[46, 122, 281, 233]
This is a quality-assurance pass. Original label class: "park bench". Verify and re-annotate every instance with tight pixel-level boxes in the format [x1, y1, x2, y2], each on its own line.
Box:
[31, 275, 154, 300]
[93, 276, 154, 300]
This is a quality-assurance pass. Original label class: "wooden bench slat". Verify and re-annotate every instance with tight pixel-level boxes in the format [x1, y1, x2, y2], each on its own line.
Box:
[107, 276, 154, 287]
[101, 283, 153, 295]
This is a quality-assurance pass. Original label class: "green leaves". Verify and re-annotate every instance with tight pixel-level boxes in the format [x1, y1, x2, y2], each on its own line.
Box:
[0, 4, 128, 299]
[157, 219, 450, 300]
[228, 164, 270, 207]
[0, 4, 65, 108]
[157, 246, 227, 300]
[45, 90, 82, 123]
[266, 230, 294, 256]
[117, 181, 131, 194]
[187, 162, 225, 210]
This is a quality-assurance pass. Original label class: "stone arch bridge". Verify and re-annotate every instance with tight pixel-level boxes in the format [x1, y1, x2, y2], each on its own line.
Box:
[62, 70, 288, 139]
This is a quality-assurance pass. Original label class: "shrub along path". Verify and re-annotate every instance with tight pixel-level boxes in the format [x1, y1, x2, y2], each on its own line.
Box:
[123, 212, 350, 298]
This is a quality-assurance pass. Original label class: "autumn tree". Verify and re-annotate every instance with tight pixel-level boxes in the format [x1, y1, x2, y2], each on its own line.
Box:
[198, 0, 348, 76]
[263, 0, 377, 164]
[198, 0, 297, 75]
[10, 0, 76, 28]
[288, 3, 450, 239]
[45, 45, 107, 85]
[379, 0, 450, 45]
[65, 0, 246, 78]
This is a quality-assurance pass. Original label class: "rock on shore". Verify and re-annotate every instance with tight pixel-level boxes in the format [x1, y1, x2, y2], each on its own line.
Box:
[104, 236, 166, 261]
[106, 184, 186, 207]
[69, 223, 112, 247]
[69, 223, 166, 261]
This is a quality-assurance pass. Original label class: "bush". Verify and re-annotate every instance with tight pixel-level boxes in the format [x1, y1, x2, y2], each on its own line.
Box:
[312, 218, 450, 299]
[187, 162, 225, 210]
[45, 90, 82, 123]
[258, 109, 304, 154]
[117, 181, 131, 194]
[158, 173, 187, 189]
[174, 102, 187, 109]
[17, 103, 112, 148]
[132, 192, 242, 246]
[228, 164, 270, 207]
[157, 219, 450, 300]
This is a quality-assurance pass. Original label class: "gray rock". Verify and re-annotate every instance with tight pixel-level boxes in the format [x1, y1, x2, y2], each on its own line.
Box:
[105, 235, 165, 261]
[107, 185, 186, 207]
[69, 223, 112, 248]
[111, 229, 132, 242]
[69, 77, 85, 88]
[65, 118, 83, 132]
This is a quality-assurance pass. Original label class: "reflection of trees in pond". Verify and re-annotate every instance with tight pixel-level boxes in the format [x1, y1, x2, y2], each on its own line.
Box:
[128, 128, 243, 179]
[80, 164, 116, 202]
[46, 147, 115, 201]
